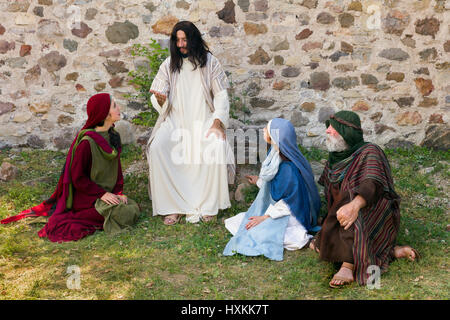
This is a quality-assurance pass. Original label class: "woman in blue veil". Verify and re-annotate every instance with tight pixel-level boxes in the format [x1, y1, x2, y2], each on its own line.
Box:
[223, 118, 321, 261]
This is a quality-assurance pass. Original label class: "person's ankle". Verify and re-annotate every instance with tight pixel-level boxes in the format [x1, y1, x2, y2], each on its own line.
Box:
[342, 262, 354, 270]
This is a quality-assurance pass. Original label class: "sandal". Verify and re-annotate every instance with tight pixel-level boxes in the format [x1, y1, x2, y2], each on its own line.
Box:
[329, 266, 354, 289]
[201, 215, 216, 223]
[163, 214, 181, 226]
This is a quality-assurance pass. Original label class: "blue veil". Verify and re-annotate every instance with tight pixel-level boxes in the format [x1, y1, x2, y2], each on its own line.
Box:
[269, 118, 321, 231]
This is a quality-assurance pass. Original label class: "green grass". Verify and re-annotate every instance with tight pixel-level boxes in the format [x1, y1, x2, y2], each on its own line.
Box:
[0, 145, 448, 300]
[130, 111, 158, 128]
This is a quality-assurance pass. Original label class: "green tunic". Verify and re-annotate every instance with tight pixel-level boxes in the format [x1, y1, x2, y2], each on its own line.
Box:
[82, 131, 140, 234]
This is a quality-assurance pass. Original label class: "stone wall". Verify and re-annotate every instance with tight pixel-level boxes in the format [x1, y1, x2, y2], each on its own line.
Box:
[0, 0, 448, 151]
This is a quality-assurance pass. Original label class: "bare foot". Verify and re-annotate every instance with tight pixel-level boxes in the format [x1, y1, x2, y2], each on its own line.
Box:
[309, 239, 320, 253]
[329, 263, 354, 288]
[394, 246, 420, 262]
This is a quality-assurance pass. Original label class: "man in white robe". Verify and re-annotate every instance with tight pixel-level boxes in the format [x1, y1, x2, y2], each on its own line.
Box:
[146, 21, 234, 225]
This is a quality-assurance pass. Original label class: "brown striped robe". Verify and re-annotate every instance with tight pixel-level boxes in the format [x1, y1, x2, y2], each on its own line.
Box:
[317, 143, 401, 285]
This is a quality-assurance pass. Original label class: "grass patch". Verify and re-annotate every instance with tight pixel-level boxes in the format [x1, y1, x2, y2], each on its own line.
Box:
[0, 145, 448, 299]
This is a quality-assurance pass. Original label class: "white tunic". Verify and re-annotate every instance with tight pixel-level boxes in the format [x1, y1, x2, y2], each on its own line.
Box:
[149, 58, 231, 223]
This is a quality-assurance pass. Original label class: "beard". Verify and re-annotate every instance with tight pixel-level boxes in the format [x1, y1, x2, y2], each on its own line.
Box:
[178, 48, 189, 58]
[326, 133, 349, 152]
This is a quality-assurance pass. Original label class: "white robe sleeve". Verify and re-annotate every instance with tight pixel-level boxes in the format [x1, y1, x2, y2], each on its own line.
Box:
[149, 58, 170, 97]
[265, 199, 291, 219]
[212, 89, 229, 128]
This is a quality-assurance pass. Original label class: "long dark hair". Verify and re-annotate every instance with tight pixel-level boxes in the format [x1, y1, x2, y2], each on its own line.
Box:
[91, 121, 122, 151]
[169, 21, 210, 73]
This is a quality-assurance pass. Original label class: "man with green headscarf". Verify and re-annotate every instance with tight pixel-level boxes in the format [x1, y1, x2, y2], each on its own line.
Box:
[310, 111, 419, 288]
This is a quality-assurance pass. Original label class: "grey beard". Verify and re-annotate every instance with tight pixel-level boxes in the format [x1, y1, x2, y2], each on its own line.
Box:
[326, 134, 349, 152]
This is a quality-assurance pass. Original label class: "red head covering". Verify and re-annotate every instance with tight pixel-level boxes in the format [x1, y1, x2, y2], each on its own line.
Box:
[82, 93, 111, 129]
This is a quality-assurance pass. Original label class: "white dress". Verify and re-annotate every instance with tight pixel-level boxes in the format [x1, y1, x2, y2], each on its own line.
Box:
[224, 184, 312, 250]
[149, 58, 231, 223]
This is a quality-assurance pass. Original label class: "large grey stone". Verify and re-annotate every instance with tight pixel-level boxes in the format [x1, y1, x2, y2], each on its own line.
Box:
[270, 38, 289, 51]
[106, 21, 139, 44]
[338, 13, 354, 27]
[254, 0, 268, 12]
[85, 8, 98, 20]
[27, 135, 45, 149]
[310, 72, 330, 91]
[317, 12, 335, 24]
[419, 48, 438, 61]
[329, 51, 349, 62]
[209, 25, 235, 37]
[281, 67, 300, 78]
[379, 48, 410, 61]
[290, 111, 309, 126]
[114, 120, 135, 145]
[250, 97, 275, 108]
[38, 51, 67, 72]
[394, 97, 414, 108]
[421, 125, 450, 150]
[63, 39, 78, 52]
[237, 0, 250, 12]
[361, 74, 379, 85]
[332, 76, 359, 90]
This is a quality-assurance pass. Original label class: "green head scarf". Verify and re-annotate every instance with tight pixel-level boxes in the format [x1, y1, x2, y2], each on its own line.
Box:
[325, 110, 367, 167]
